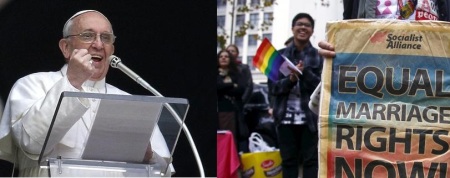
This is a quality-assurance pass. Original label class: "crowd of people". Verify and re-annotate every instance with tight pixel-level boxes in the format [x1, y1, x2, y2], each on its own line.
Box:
[217, 1, 450, 178]
[217, 12, 322, 178]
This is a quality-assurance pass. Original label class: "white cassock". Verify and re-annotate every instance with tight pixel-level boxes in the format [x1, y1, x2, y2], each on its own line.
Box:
[0, 64, 173, 177]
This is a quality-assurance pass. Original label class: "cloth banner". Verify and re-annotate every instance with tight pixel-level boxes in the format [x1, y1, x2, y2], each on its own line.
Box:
[319, 19, 450, 178]
[217, 131, 240, 178]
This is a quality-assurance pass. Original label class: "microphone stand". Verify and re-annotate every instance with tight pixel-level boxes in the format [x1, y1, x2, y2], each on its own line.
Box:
[110, 56, 205, 177]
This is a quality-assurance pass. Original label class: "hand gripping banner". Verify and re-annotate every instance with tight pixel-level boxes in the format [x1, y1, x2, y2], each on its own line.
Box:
[319, 20, 450, 178]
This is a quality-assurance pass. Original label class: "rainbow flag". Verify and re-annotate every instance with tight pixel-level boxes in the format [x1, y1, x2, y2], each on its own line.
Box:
[252, 38, 285, 82]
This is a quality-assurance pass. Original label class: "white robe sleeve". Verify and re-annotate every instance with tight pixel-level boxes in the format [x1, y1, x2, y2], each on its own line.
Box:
[9, 74, 88, 156]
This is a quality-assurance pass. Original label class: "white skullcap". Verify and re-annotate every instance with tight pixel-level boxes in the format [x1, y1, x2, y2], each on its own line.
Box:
[62, 10, 110, 36]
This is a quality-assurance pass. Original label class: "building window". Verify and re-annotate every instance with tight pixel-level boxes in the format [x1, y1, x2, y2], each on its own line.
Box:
[237, 0, 246, 6]
[217, 0, 227, 7]
[247, 56, 255, 70]
[236, 14, 245, 28]
[251, 0, 259, 6]
[249, 13, 258, 28]
[248, 34, 258, 46]
[235, 36, 244, 48]
[263, 12, 273, 23]
[262, 33, 272, 41]
[217, 16, 225, 28]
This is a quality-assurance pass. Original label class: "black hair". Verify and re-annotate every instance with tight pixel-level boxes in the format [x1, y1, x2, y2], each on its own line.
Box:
[291, 13, 315, 30]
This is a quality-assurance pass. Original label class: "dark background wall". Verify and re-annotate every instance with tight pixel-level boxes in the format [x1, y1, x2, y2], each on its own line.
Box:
[0, 0, 216, 177]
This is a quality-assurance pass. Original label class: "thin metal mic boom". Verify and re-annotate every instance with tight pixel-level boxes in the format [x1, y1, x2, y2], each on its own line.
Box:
[109, 55, 156, 95]
[108, 55, 205, 177]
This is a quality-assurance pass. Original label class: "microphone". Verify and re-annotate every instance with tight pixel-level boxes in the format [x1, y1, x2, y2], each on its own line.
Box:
[109, 55, 159, 95]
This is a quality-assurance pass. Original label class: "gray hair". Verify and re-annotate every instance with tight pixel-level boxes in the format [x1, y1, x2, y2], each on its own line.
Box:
[62, 10, 113, 37]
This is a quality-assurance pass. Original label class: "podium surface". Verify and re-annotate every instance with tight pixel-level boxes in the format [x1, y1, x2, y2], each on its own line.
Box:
[39, 91, 189, 177]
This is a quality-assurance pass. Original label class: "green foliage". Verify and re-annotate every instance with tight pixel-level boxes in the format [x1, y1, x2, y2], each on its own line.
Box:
[217, 31, 228, 50]
[217, 0, 276, 47]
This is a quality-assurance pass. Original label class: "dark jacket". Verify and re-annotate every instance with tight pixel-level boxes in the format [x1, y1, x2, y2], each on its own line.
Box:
[237, 63, 254, 105]
[343, 0, 449, 21]
[268, 42, 323, 132]
[217, 69, 246, 112]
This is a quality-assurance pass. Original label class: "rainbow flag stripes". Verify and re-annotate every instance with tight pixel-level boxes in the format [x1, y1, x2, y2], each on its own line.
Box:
[252, 38, 285, 82]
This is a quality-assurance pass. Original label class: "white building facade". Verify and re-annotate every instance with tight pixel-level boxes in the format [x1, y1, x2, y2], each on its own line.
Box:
[217, 0, 344, 83]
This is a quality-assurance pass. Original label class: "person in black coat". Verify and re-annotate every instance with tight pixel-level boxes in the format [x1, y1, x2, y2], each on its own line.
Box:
[217, 50, 248, 152]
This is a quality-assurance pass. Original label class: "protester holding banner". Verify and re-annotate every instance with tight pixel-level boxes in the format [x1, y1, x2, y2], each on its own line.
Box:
[267, 13, 323, 178]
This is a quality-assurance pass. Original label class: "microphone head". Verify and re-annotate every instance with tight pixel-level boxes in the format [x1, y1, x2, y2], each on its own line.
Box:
[109, 55, 121, 68]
